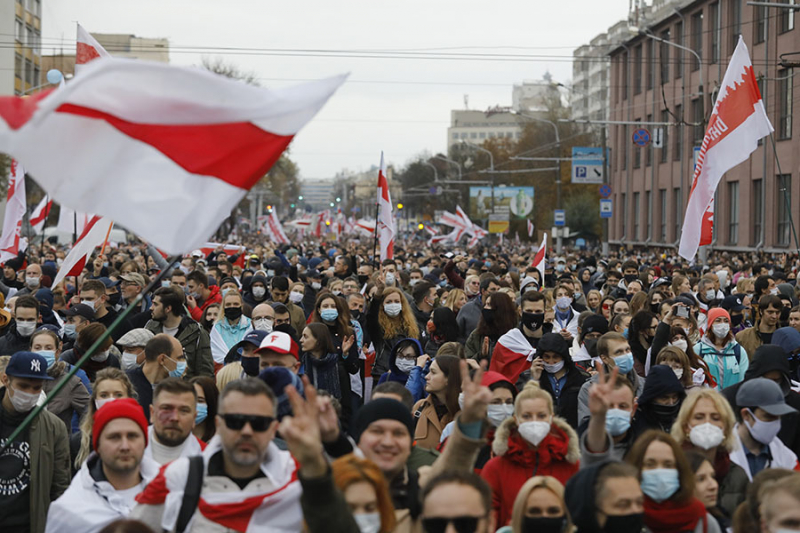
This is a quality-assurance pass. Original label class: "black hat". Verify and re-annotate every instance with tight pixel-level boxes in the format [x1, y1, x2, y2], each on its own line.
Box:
[582, 314, 609, 339]
[64, 303, 95, 321]
[352, 398, 413, 444]
[721, 294, 745, 312]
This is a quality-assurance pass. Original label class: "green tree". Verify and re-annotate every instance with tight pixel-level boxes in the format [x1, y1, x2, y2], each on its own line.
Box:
[564, 188, 601, 241]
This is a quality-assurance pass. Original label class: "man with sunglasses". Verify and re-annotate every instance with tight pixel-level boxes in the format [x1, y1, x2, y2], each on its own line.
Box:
[143, 377, 205, 465]
[419, 471, 495, 533]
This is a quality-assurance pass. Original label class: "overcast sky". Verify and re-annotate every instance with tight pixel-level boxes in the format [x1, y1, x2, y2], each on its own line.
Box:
[42, 0, 628, 180]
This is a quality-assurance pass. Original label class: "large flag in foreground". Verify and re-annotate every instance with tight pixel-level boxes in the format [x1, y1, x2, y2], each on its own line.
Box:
[377, 152, 395, 260]
[53, 216, 114, 286]
[0, 58, 345, 254]
[679, 37, 772, 260]
[0, 160, 26, 264]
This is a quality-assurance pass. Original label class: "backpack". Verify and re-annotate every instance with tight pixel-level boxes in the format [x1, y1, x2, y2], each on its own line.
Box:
[176, 455, 205, 533]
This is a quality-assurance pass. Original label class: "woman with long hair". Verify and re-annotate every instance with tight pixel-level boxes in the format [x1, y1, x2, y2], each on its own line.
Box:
[501, 476, 575, 533]
[626, 430, 722, 533]
[411, 354, 462, 450]
[481, 381, 579, 528]
[72, 368, 137, 471]
[586, 290, 602, 314]
[330, 454, 396, 533]
[310, 291, 359, 364]
[424, 307, 461, 356]
[629, 310, 658, 376]
[201, 303, 220, 333]
[465, 292, 518, 361]
[685, 451, 729, 531]
[629, 291, 649, 318]
[693, 308, 748, 389]
[190, 376, 218, 443]
[654, 346, 696, 390]
[366, 286, 420, 377]
[444, 288, 468, 315]
[210, 290, 251, 367]
[599, 295, 615, 320]
[670, 388, 748, 517]
[300, 322, 353, 427]
[673, 274, 692, 297]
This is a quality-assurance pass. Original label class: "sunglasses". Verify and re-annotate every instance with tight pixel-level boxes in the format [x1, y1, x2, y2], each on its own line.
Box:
[422, 516, 482, 533]
[220, 414, 275, 432]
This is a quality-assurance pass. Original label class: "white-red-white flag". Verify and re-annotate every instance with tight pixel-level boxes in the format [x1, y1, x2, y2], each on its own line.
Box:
[679, 37, 773, 259]
[265, 211, 290, 244]
[532, 232, 547, 280]
[490, 328, 537, 384]
[0, 160, 26, 264]
[527, 220, 535, 238]
[75, 24, 111, 75]
[56, 206, 93, 237]
[30, 195, 52, 234]
[53, 216, 114, 286]
[0, 58, 345, 254]
[377, 152, 395, 261]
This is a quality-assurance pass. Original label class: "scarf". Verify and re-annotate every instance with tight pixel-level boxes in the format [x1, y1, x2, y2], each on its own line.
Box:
[555, 307, 572, 327]
[644, 496, 707, 533]
[302, 352, 342, 400]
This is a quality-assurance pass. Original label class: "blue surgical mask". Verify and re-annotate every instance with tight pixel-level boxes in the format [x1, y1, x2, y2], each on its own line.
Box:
[195, 403, 208, 425]
[613, 352, 634, 374]
[37, 350, 56, 368]
[622, 327, 629, 339]
[169, 360, 187, 378]
[605, 408, 632, 436]
[640, 468, 680, 502]
[320, 309, 339, 322]
[63, 324, 77, 340]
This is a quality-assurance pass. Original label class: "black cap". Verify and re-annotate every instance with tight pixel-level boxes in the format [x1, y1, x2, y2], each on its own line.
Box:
[721, 294, 745, 312]
[64, 303, 94, 321]
[306, 269, 322, 279]
[582, 314, 609, 338]
[6, 352, 53, 380]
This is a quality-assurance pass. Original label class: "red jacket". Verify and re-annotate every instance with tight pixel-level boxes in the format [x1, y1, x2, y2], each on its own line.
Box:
[480, 416, 580, 527]
[189, 285, 222, 322]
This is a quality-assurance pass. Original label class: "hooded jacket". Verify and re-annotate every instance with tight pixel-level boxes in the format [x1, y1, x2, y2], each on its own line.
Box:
[535, 333, 590, 429]
[564, 461, 610, 533]
[242, 275, 270, 308]
[721, 344, 800, 457]
[378, 338, 423, 386]
[481, 415, 580, 527]
[634, 365, 687, 434]
[773, 326, 800, 377]
[188, 284, 222, 322]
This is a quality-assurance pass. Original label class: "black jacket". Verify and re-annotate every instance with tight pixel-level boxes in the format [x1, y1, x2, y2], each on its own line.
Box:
[0, 320, 32, 355]
[565, 461, 610, 533]
[634, 364, 686, 433]
[127, 366, 156, 423]
[536, 333, 590, 429]
[721, 344, 800, 457]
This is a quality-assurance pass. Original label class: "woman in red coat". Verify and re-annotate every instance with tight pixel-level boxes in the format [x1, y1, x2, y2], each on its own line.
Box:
[480, 381, 580, 528]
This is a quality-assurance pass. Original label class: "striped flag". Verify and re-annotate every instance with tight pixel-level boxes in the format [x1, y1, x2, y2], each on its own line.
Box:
[377, 152, 395, 260]
[53, 216, 114, 286]
[532, 232, 547, 281]
[0, 160, 26, 264]
[30, 196, 52, 234]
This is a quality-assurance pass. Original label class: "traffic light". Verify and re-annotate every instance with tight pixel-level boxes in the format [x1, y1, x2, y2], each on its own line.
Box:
[290, 203, 296, 208]
[266, 205, 273, 211]
[418, 223, 424, 230]
[397, 203, 403, 210]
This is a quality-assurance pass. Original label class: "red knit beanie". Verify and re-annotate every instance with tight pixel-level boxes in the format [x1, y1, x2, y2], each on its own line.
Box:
[707, 307, 731, 327]
[93, 398, 149, 449]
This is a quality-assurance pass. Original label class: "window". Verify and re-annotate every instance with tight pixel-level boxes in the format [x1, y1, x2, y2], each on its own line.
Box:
[691, 11, 703, 71]
[25, 24, 32, 47]
[674, 104, 684, 160]
[728, 181, 739, 244]
[755, 6, 767, 44]
[660, 30, 670, 84]
[660, 189, 668, 242]
[24, 58, 32, 85]
[634, 120, 641, 169]
[780, 0, 796, 34]
[647, 39, 655, 91]
[730, 0, 742, 53]
[753, 179, 763, 246]
[646, 114, 653, 167]
[674, 188, 683, 240]
[14, 54, 22, 80]
[777, 174, 792, 245]
[710, 2, 721, 64]
[32, 28, 40, 56]
[778, 69, 793, 139]
[479, 132, 486, 139]
[633, 192, 641, 240]
[675, 21, 684, 79]
[452, 133, 459, 140]
[660, 110, 670, 163]
[15, 18, 23, 42]
[33, 66, 39, 87]
[470, 132, 477, 139]
[646, 191, 652, 239]
[622, 53, 629, 100]
[634, 45, 642, 95]
[692, 99, 704, 143]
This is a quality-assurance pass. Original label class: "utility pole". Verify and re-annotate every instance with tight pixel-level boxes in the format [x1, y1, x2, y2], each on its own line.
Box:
[601, 125, 610, 256]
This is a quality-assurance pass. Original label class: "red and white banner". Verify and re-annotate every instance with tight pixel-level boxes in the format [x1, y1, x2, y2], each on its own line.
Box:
[532, 232, 547, 280]
[56, 206, 93, 237]
[30, 195, 52, 234]
[679, 37, 773, 259]
[527, 220, 534, 238]
[193, 243, 244, 258]
[264, 211, 290, 244]
[53, 216, 114, 286]
[0, 160, 26, 264]
[355, 218, 375, 235]
[377, 152, 395, 260]
[489, 328, 537, 384]
[75, 24, 111, 76]
[0, 58, 345, 254]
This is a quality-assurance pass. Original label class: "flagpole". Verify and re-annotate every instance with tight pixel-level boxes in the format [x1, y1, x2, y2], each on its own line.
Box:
[769, 132, 800, 255]
[99, 221, 113, 256]
[0, 254, 181, 454]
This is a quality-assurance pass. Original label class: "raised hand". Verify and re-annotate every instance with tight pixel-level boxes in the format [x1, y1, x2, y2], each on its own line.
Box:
[416, 354, 431, 368]
[342, 334, 354, 354]
[459, 359, 493, 424]
[481, 337, 490, 359]
[316, 393, 341, 443]
[530, 357, 544, 381]
[587, 366, 620, 417]
[280, 377, 327, 477]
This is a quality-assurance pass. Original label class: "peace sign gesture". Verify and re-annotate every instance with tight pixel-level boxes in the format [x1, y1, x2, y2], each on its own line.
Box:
[459, 360, 493, 424]
[280, 377, 327, 477]
[587, 366, 620, 417]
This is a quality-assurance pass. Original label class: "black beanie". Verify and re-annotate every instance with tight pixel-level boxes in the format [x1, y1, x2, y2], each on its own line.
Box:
[581, 314, 609, 341]
[352, 398, 414, 444]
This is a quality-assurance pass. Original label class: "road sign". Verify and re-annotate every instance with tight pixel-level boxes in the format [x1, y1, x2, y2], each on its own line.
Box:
[571, 147, 604, 184]
[652, 127, 664, 148]
[632, 128, 651, 147]
[599, 184, 612, 198]
[554, 209, 566, 226]
[600, 199, 613, 218]
[429, 185, 442, 195]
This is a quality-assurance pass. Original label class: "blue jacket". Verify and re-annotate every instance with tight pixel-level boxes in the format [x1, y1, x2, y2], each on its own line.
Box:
[377, 337, 423, 387]
[694, 336, 748, 390]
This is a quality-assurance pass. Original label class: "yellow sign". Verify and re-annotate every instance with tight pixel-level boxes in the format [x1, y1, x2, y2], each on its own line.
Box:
[488, 219, 509, 234]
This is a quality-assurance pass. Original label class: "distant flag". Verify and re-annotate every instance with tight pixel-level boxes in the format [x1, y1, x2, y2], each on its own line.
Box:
[532, 232, 547, 280]
[264, 211, 289, 244]
[515, 231, 520, 245]
[75, 23, 111, 75]
[30, 195, 52, 234]
[0, 160, 26, 264]
[527, 220, 535, 238]
[377, 152, 395, 260]
[679, 37, 773, 260]
[53, 216, 114, 286]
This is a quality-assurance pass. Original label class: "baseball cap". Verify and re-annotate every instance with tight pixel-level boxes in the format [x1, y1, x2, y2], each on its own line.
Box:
[235, 330, 270, 350]
[721, 294, 745, 312]
[736, 377, 798, 416]
[64, 303, 95, 321]
[117, 328, 155, 348]
[97, 277, 120, 289]
[6, 351, 53, 380]
[120, 273, 146, 288]
[305, 269, 322, 280]
[256, 331, 299, 360]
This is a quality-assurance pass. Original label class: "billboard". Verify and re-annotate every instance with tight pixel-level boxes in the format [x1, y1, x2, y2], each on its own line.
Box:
[469, 186, 534, 219]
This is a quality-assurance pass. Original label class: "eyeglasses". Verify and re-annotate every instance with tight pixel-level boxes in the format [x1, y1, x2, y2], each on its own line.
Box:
[422, 517, 482, 533]
[220, 414, 275, 432]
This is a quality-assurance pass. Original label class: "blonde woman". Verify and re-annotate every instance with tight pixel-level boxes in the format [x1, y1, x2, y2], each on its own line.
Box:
[444, 288, 468, 315]
[366, 286, 420, 376]
[670, 388, 748, 516]
[498, 476, 575, 533]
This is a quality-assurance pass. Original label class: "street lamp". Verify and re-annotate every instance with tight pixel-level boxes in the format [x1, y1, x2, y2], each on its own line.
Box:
[432, 155, 462, 180]
[421, 161, 439, 182]
[460, 140, 495, 212]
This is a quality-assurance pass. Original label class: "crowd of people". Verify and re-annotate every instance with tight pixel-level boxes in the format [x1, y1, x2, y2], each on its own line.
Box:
[1, 238, 800, 533]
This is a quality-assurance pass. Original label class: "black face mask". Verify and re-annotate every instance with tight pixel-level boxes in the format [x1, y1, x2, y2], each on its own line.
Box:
[521, 311, 545, 331]
[240, 356, 260, 377]
[602, 513, 644, 533]
[224, 307, 243, 321]
[781, 307, 791, 322]
[583, 337, 599, 358]
[113, 261, 124, 271]
[731, 313, 744, 327]
[624, 274, 639, 284]
[351, 310, 362, 321]
[650, 402, 681, 425]
[650, 303, 660, 314]
[357, 274, 369, 286]
[521, 516, 566, 533]
[107, 293, 121, 306]
[481, 308, 495, 323]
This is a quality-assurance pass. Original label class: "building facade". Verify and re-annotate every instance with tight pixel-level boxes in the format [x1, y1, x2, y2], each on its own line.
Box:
[41, 33, 170, 78]
[0, 0, 43, 96]
[608, 0, 799, 252]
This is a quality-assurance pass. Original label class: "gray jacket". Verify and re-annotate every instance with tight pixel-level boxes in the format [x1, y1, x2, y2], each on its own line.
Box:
[456, 296, 482, 339]
[577, 370, 645, 427]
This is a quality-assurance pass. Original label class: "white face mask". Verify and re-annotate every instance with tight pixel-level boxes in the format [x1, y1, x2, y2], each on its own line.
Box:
[672, 367, 684, 380]
[670, 339, 688, 352]
[353, 512, 381, 533]
[544, 361, 565, 374]
[395, 358, 416, 374]
[25, 276, 40, 288]
[385, 272, 396, 286]
[517, 419, 551, 446]
[487, 404, 514, 427]
[16, 321, 36, 337]
[712, 323, 730, 339]
[81, 299, 97, 310]
[689, 422, 725, 450]
[384, 302, 402, 317]
[121, 351, 141, 371]
[91, 350, 110, 363]
[95, 397, 118, 411]
[252, 286, 266, 299]
[9, 386, 39, 412]
[253, 318, 273, 333]
[745, 409, 782, 445]
[289, 291, 304, 303]
[311, 282, 322, 291]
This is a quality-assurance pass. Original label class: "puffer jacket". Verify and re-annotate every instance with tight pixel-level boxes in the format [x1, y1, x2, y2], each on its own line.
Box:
[480, 416, 580, 527]
[694, 336, 748, 390]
